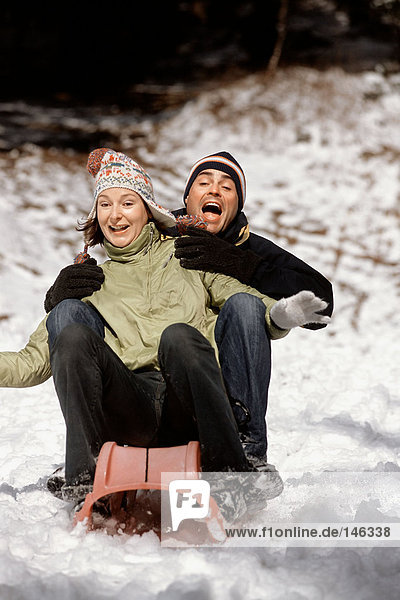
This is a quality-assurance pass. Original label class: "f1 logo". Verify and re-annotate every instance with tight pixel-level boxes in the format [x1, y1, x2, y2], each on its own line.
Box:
[169, 479, 210, 531]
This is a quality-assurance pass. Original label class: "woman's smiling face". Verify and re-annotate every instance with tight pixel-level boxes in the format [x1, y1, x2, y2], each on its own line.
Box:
[97, 188, 151, 247]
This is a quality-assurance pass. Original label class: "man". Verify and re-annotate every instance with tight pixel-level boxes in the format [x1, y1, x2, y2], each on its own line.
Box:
[45, 150, 333, 473]
[174, 152, 332, 320]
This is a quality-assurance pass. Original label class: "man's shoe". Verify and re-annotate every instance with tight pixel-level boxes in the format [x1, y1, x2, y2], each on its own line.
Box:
[239, 433, 284, 500]
[245, 453, 272, 471]
[206, 469, 276, 524]
[245, 455, 284, 500]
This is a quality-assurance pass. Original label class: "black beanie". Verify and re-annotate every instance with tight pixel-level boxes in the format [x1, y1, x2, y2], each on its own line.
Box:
[183, 151, 246, 212]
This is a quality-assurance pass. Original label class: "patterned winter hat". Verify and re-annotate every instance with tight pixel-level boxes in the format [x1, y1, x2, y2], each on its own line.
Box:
[87, 148, 176, 228]
[183, 151, 246, 213]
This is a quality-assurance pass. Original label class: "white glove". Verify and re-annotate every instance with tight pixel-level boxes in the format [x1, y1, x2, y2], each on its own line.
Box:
[270, 290, 331, 329]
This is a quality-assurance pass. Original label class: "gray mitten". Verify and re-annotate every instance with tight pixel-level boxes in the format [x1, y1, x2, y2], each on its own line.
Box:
[270, 290, 331, 329]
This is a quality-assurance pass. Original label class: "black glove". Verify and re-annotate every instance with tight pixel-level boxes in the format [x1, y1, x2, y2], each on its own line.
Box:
[44, 258, 105, 313]
[174, 227, 263, 285]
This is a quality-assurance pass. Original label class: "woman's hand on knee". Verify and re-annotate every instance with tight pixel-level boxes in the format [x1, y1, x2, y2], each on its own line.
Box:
[44, 259, 104, 313]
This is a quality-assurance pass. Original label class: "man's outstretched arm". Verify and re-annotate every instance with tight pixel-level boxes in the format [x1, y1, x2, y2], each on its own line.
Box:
[175, 228, 333, 329]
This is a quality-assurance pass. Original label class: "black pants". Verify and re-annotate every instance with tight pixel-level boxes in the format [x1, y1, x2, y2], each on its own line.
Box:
[49, 321, 249, 485]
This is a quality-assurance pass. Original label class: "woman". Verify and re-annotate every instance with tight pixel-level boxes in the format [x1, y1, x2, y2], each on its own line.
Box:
[0, 148, 328, 509]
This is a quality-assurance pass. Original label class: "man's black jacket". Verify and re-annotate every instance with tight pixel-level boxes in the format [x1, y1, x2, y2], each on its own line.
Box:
[173, 209, 334, 331]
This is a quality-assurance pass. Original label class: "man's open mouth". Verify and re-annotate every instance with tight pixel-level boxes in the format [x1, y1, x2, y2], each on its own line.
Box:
[110, 225, 129, 232]
[202, 202, 222, 216]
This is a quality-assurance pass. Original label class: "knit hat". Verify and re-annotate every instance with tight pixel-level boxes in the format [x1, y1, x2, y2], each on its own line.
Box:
[87, 148, 176, 228]
[183, 151, 246, 213]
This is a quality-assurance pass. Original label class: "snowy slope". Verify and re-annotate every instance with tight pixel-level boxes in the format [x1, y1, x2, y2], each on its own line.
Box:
[0, 66, 399, 599]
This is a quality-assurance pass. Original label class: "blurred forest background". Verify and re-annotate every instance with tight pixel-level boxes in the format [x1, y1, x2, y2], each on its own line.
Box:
[1, 0, 399, 150]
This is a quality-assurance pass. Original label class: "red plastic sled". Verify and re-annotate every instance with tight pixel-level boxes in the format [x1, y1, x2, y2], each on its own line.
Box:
[74, 441, 225, 543]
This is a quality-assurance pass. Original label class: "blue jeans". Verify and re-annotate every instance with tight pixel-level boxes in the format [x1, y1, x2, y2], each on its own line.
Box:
[215, 293, 272, 457]
[47, 299, 105, 349]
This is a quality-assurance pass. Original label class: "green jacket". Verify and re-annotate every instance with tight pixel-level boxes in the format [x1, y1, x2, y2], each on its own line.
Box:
[0, 223, 288, 388]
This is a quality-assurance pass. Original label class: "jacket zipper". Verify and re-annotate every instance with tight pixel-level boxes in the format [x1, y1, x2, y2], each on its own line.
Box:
[145, 223, 154, 312]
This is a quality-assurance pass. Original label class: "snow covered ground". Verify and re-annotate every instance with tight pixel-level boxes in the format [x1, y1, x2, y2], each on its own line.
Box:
[0, 66, 399, 598]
